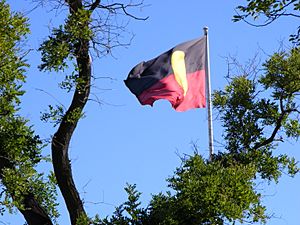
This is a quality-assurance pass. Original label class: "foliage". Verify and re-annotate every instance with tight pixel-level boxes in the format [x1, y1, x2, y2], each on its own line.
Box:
[233, 0, 300, 22]
[0, 0, 29, 116]
[2, 0, 300, 224]
[41, 104, 65, 127]
[35, 2, 148, 225]
[151, 154, 266, 225]
[0, 0, 58, 222]
[98, 184, 146, 225]
[39, 8, 92, 72]
[38, 6, 93, 128]
[36, 1, 148, 225]
[213, 48, 300, 182]
[98, 48, 300, 225]
[234, 0, 300, 44]
[98, 154, 266, 225]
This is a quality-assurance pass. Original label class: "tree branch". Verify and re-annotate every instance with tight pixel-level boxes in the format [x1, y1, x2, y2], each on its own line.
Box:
[89, 0, 100, 11]
[98, 2, 149, 20]
[51, 1, 90, 224]
[234, 1, 300, 27]
[0, 157, 53, 225]
[253, 98, 289, 150]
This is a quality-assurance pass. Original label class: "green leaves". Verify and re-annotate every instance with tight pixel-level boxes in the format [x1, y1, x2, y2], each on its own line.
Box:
[41, 104, 65, 127]
[39, 9, 92, 72]
[0, 1, 58, 222]
[213, 76, 263, 152]
[103, 154, 267, 225]
[99, 47, 300, 224]
[0, 0, 29, 116]
[65, 9, 92, 42]
[234, 0, 298, 22]
[261, 48, 300, 100]
[0, 116, 59, 222]
[99, 184, 146, 225]
[260, 48, 300, 142]
[39, 26, 72, 72]
[284, 118, 300, 138]
[164, 154, 266, 224]
[213, 48, 300, 182]
[0, 0, 29, 43]
[234, 0, 300, 45]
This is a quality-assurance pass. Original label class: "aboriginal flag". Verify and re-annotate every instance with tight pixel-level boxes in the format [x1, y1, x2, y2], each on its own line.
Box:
[124, 37, 206, 112]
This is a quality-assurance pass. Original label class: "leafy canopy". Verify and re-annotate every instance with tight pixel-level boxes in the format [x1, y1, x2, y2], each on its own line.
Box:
[234, 0, 300, 44]
[0, 0, 58, 221]
[98, 47, 300, 225]
[213, 48, 300, 182]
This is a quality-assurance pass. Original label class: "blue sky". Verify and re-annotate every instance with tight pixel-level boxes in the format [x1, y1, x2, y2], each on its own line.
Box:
[3, 0, 300, 224]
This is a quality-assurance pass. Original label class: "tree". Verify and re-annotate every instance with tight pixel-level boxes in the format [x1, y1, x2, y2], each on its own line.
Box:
[0, 1, 57, 224]
[1, 0, 147, 224]
[96, 156, 264, 225]
[97, 49, 300, 225]
[36, 0, 147, 225]
[97, 50, 300, 224]
[233, 0, 300, 44]
[2, 0, 299, 225]
[231, 0, 300, 181]
[97, 2, 300, 224]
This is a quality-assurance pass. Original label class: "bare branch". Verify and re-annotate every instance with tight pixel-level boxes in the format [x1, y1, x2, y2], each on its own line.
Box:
[98, 1, 149, 21]
[234, 0, 300, 27]
[89, 0, 100, 11]
[35, 88, 67, 110]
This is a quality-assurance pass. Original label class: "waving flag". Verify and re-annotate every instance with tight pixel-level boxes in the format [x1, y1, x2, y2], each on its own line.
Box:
[124, 37, 206, 112]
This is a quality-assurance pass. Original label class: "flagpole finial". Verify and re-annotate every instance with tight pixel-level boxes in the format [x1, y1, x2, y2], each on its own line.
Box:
[203, 27, 209, 35]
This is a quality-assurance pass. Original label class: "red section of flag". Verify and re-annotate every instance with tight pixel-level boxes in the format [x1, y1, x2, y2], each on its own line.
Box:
[138, 70, 205, 111]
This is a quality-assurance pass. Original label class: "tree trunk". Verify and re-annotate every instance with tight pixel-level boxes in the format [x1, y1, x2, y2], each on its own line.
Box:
[51, 1, 91, 224]
[0, 158, 53, 225]
[20, 194, 53, 225]
[51, 44, 91, 225]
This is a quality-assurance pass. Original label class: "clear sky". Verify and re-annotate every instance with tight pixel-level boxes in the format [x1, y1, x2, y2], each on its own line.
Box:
[3, 1, 300, 224]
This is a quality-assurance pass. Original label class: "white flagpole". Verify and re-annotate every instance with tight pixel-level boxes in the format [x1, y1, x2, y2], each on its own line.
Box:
[203, 27, 214, 160]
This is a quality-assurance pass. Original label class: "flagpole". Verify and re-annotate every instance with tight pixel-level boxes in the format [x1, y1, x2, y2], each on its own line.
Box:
[203, 27, 214, 160]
